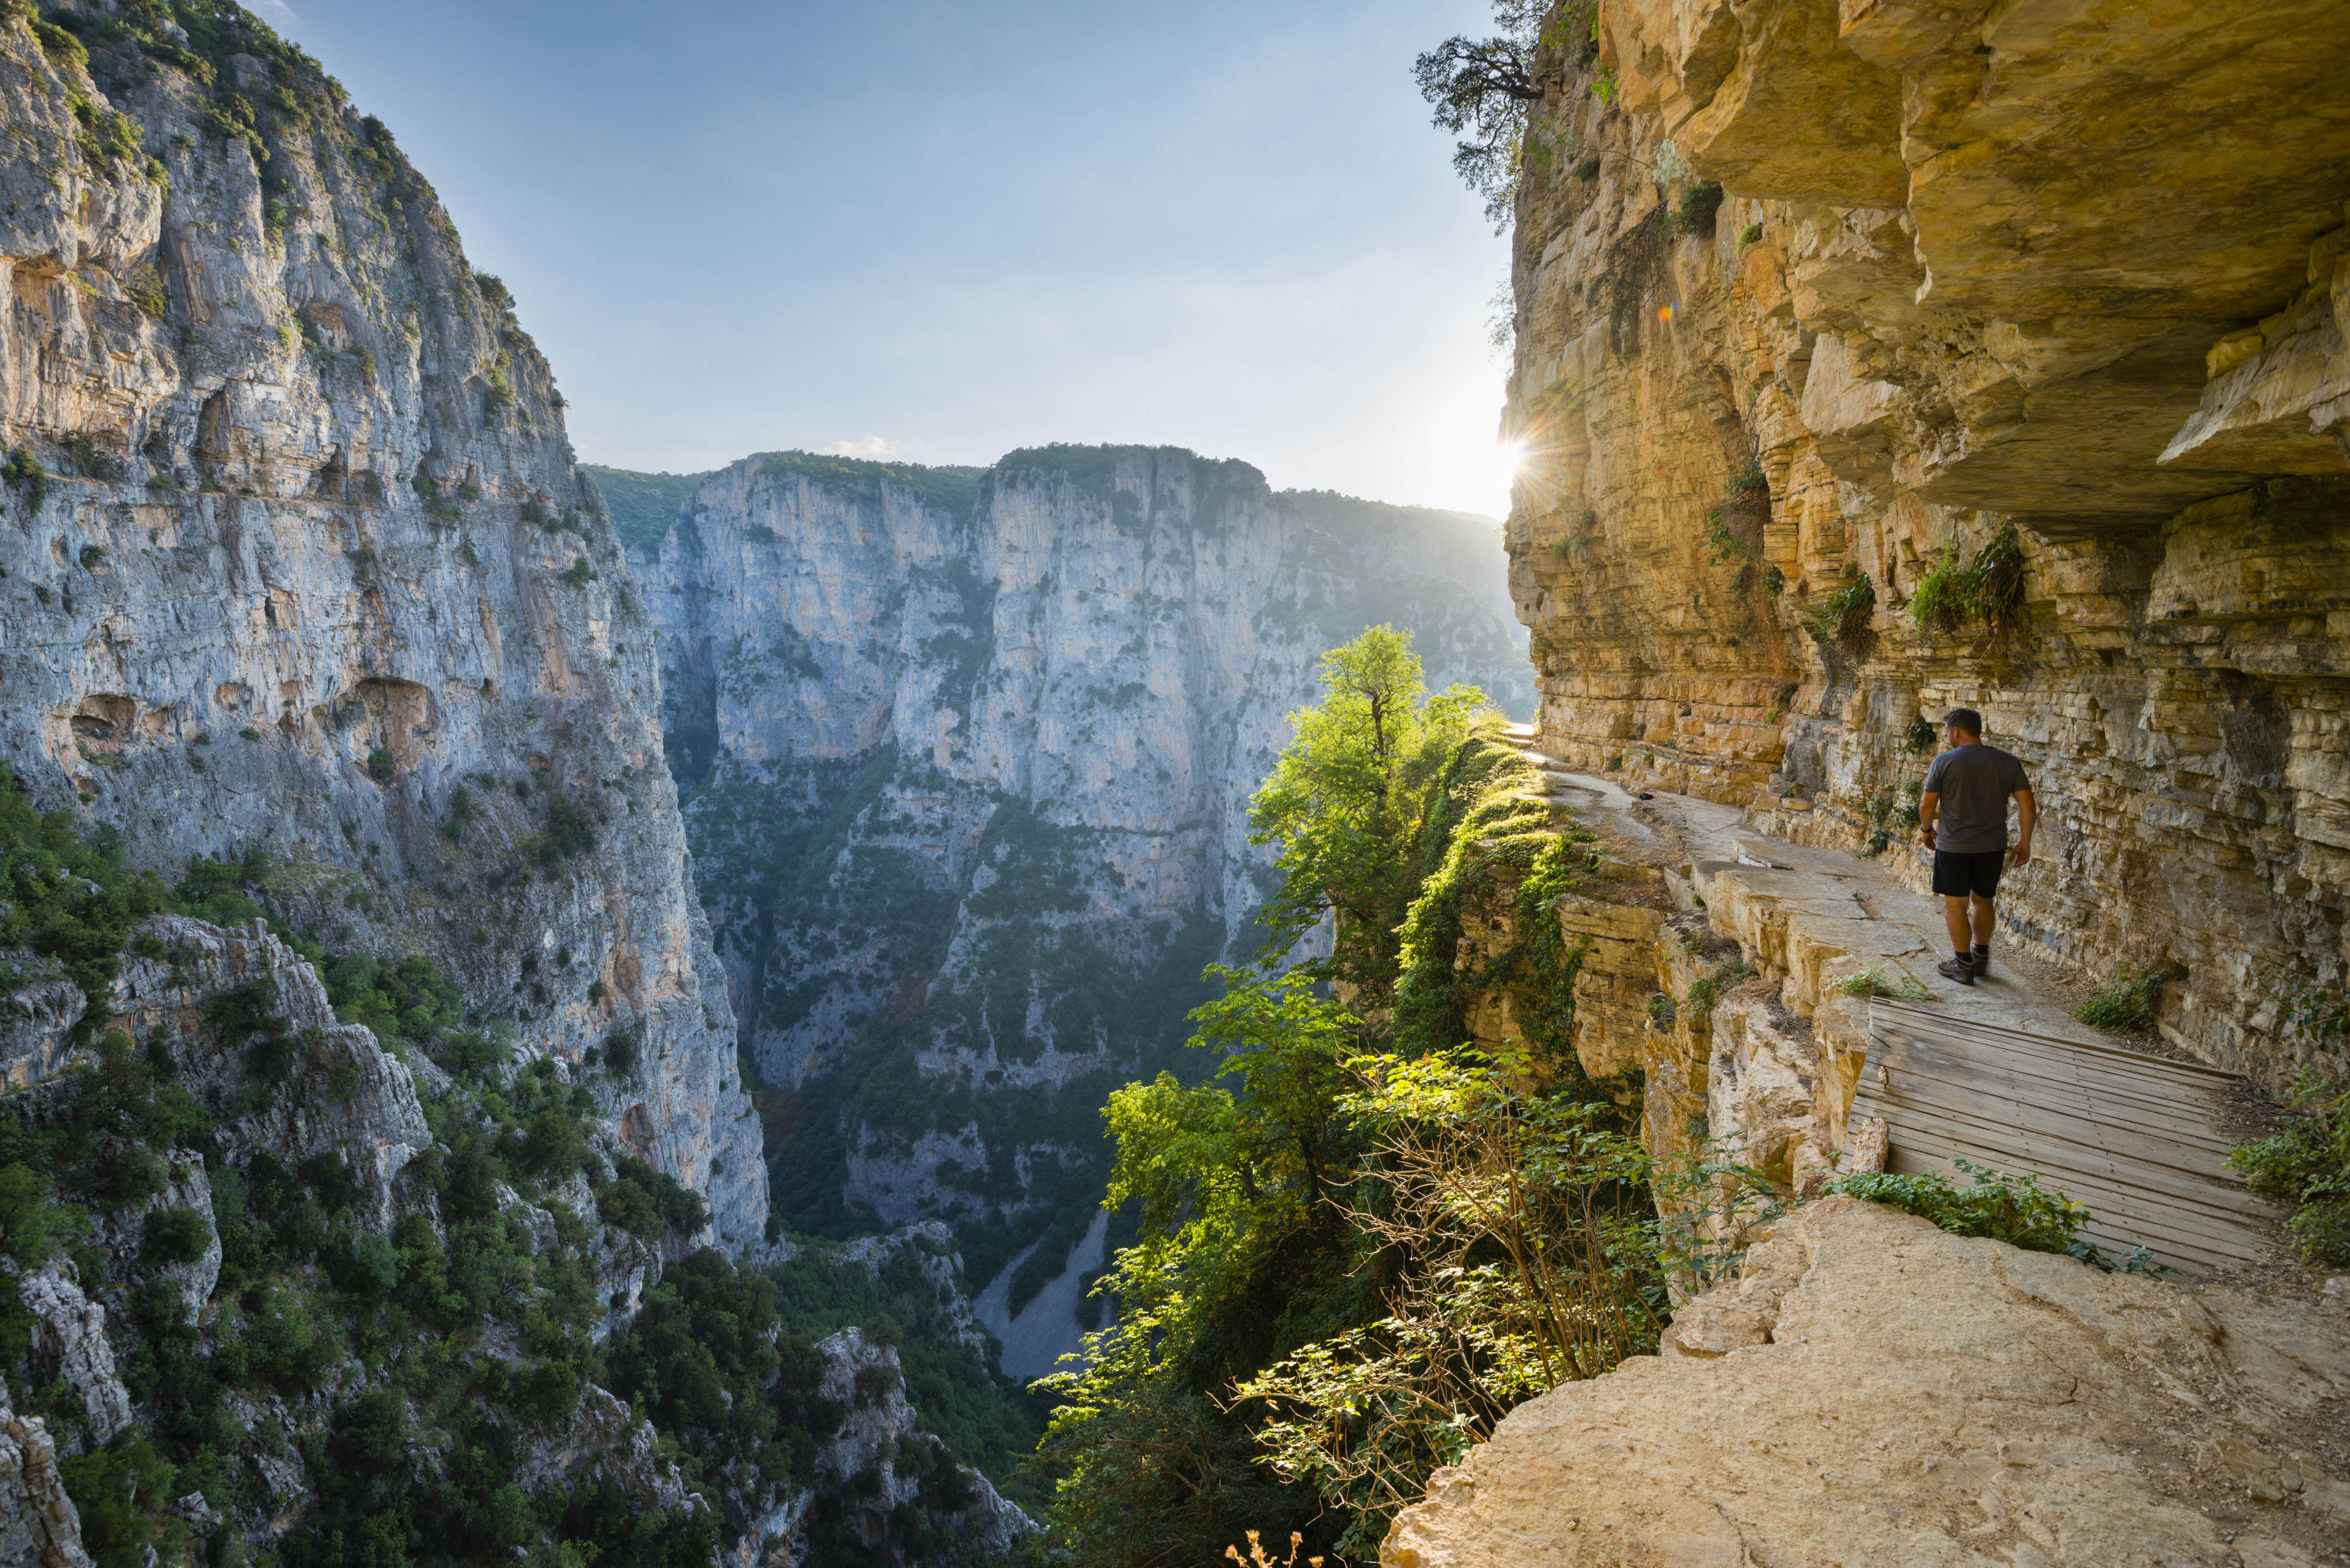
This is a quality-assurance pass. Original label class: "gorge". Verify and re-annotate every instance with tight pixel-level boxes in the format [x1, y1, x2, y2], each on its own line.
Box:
[604, 448, 1532, 1364]
[3, 0, 2349, 1566]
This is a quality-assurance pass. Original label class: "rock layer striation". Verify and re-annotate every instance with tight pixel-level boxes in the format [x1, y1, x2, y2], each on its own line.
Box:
[1503, 0, 2350, 1085]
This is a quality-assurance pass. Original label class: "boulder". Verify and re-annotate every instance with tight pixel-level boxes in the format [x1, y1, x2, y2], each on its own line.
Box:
[1385, 1197, 2350, 1567]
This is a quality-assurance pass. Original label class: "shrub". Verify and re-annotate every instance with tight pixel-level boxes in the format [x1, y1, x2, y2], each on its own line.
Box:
[603, 1030, 638, 1079]
[1574, 155, 1600, 180]
[1806, 574, 1876, 654]
[0, 1162, 70, 1265]
[3, 446, 47, 511]
[1830, 1158, 2090, 1255]
[142, 1206, 210, 1266]
[2229, 1068, 2350, 1266]
[62, 431, 119, 481]
[2076, 969, 2162, 1033]
[1908, 523, 2026, 636]
[1684, 956, 1751, 1016]
[366, 747, 395, 784]
[96, 1143, 169, 1209]
[1739, 220, 1762, 246]
[520, 1106, 585, 1182]
[58, 1431, 181, 1568]
[594, 1176, 661, 1241]
[1908, 549, 1970, 633]
[1674, 181, 1723, 236]
[1829, 966, 1933, 1002]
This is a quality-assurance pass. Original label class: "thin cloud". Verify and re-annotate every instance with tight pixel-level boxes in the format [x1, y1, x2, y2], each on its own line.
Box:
[251, 0, 300, 25]
[821, 435, 900, 460]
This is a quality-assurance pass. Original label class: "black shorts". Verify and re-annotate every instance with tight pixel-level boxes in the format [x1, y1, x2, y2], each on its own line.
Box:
[1932, 849, 2005, 899]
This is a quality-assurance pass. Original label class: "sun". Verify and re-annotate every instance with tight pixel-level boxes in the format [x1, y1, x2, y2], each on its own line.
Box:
[1488, 435, 1531, 501]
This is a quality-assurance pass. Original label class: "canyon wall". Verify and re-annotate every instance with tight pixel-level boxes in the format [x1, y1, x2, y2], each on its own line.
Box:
[1502, 0, 2350, 1087]
[0, 0, 763, 1239]
[627, 448, 1532, 1306]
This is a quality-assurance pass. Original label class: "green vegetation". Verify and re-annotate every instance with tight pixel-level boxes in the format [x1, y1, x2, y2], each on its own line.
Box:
[1830, 966, 1934, 1002]
[1, 778, 1017, 1562]
[1034, 629, 1679, 1563]
[1908, 522, 2026, 635]
[1829, 1159, 2091, 1257]
[1675, 181, 1724, 237]
[757, 450, 986, 521]
[1415, 3, 1598, 228]
[3, 446, 47, 512]
[2230, 1066, 2350, 1265]
[578, 465, 711, 553]
[0, 766, 176, 1023]
[1806, 573, 1876, 655]
[2076, 969, 2163, 1033]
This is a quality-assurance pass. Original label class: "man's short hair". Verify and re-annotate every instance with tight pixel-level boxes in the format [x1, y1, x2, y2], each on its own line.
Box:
[1944, 707, 1983, 738]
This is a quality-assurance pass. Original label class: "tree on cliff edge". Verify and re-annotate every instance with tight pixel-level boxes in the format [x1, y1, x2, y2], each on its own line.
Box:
[1416, 0, 1579, 227]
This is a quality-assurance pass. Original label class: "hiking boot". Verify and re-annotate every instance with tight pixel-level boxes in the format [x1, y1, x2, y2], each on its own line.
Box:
[1937, 956, 1976, 987]
[1972, 948, 1991, 979]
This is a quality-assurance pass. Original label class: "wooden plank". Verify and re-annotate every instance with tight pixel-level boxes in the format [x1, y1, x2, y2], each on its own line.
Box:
[1852, 1046, 2251, 1184]
[1866, 1123, 2274, 1258]
[1874, 1000, 2244, 1084]
[1852, 1044, 2237, 1166]
[1852, 1100, 2274, 1241]
[1852, 996, 2278, 1275]
[1865, 1021, 2252, 1168]
[1872, 1119, 2276, 1260]
[1852, 1083, 2278, 1231]
[1858, 1046, 2247, 1175]
[1869, 1016, 2242, 1110]
[1880, 1140, 2262, 1271]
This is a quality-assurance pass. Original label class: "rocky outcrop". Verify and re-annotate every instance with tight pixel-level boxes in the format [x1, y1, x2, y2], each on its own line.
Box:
[114, 916, 430, 1231]
[0, 0, 761, 1243]
[631, 446, 1531, 1302]
[0, 1384, 91, 1568]
[10, 1263, 131, 1452]
[797, 1326, 1032, 1568]
[1383, 1195, 2350, 1567]
[1502, 0, 2350, 1088]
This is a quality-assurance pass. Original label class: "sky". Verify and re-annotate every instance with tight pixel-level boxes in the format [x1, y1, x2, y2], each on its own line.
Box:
[254, 0, 1518, 516]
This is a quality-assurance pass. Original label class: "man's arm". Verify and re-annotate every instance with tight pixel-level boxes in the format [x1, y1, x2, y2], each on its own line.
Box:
[1918, 790, 1940, 851]
[2011, 788, 2035, 867]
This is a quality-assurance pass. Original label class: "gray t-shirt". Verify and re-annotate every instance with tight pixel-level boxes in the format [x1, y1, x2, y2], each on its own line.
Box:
[1923, 744, 2031, 855]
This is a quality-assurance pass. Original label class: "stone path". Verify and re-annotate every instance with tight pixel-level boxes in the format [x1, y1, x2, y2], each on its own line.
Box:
[1503, 725, 2281, 1275]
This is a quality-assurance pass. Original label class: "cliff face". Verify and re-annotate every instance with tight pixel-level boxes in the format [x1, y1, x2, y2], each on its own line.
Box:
[1503, 0, 2350, 1084]
[0, 0, 762, 1238]
[630, 447, 1531, 1301]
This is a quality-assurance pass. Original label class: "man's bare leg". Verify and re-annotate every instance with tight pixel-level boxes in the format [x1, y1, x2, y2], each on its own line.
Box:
[1971, 894, 1995, 977]
[1938, 894, 1978, 985]
[1942, 895, 1972, 954]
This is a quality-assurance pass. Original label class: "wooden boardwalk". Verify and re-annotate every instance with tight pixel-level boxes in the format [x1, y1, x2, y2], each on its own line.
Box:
[1850, 1001, 2284, 1273]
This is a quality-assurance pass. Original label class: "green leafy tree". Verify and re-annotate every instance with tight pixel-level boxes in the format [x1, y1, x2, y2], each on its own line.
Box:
[1249, 625, 1498, 1018]
[1416, 2, 1587, 226]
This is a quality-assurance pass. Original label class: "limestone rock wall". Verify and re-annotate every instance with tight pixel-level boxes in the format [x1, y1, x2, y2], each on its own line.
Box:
[1503, 0, 2350, 1086]
[0, 1, 762, 1241]
[633, 447, 1532, 1294]
[1383, 1195, 2350, 1566]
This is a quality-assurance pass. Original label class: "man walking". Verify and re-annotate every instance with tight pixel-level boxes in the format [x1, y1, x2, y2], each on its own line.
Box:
[1916, 708, 2034, 986]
